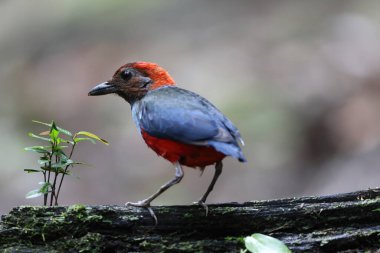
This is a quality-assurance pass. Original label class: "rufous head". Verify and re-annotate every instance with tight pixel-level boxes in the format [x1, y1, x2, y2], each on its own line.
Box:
[88, 61, 175, 103]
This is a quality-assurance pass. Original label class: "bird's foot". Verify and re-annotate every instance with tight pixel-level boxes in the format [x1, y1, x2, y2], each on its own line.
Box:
[125, 200, 158, 225]
[125, 200, 151, 207]
[193, 200, 209, 216]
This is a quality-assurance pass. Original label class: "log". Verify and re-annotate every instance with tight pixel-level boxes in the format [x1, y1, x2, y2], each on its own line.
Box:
[1, 188, 379, 252]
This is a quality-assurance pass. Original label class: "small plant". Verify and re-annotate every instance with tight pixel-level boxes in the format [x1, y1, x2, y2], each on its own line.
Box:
[24, 120, 108, 206]
[241, 233, 291, 253]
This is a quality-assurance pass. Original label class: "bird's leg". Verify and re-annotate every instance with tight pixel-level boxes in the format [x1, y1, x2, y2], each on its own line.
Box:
[195, 161, 223, 216]
[126, 162, 184, 223]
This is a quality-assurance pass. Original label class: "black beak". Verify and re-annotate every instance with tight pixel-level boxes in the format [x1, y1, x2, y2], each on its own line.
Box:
[88, 82, 117, 96]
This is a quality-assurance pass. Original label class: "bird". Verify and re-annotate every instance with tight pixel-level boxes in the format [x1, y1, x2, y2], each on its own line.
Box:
[88, 61, 246, 220]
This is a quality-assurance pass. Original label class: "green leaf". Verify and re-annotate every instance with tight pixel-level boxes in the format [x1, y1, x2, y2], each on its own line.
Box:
[53, 149, 68, 159]
[41, 167, 55, 172]
[32, 120, 52, 127]
[24, 169, 42, 173]
[75, 131, 109, 145]
[26, 189, 43, 199]
[72, 161, 90, 166]
[373, 208, 380, 212]
[39, 181, 51, 194]
[28, 133, 51, 142]
[51, 141, 66, 151]
[60, 138, 74, 145]
[25, 182, 51, 199]
[45, 166, 64, 173]
[32, 120, 72, 136]
[74, 137, 96, 144]
[24, 146, 50, 154]
[38, 158, 50, 165]
[51, 159, 74, 168]
[58, 128, 73, 137]
[50, 121, 60, 141]
[50, 164, 63, 169]
[244, 234, 291, 253]
[54, 145, 68, 150]
[56, 168, 71, 174]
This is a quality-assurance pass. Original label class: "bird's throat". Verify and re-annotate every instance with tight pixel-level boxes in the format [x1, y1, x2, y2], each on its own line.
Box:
[117, 90, 147, 104]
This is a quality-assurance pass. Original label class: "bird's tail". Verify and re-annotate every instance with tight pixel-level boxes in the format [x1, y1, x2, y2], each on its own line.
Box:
[208, 141, 247, 163]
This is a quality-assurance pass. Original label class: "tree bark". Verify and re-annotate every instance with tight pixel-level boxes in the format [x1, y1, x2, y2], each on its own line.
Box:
[1, 188, 380, 252]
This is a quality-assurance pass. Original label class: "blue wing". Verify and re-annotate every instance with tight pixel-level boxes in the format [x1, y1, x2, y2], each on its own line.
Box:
[135, 86, 246, 162]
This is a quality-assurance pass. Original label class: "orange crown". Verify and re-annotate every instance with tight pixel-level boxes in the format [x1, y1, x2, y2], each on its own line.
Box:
[115, 61, 176, 90]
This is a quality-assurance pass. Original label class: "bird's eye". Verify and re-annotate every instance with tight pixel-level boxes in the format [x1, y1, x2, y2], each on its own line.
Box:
[120, 70, 133, 81]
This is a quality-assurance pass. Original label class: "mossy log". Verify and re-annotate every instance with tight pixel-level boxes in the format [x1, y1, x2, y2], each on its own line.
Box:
[1, 189, 380, 252]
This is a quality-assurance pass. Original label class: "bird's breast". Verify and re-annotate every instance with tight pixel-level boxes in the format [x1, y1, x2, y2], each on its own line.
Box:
[131, 101, 143, 133]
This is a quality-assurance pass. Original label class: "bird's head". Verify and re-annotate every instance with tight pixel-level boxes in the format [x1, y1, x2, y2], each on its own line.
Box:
[88, 62, 175, 103]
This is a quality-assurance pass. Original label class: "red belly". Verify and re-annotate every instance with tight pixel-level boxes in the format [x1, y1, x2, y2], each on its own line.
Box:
[141, 130, 225, 168]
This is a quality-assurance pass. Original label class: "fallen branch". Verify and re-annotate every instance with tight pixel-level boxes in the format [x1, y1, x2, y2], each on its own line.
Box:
[1, 188, 379, 252]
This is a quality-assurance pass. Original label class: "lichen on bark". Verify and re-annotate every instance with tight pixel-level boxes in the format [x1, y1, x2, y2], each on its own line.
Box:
[1, 189, 380, 252]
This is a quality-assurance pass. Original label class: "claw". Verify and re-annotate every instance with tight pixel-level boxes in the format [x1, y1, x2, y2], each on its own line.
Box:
[194, 200, 209, 216]
[195, 161, 222, 216]
[125, 201, 158, 225]
[123, 162, 184, 226]
[147, 206, 158, 225]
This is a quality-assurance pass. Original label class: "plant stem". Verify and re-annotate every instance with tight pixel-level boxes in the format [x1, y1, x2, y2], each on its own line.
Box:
[55, 142, 76, 205]
[50, 172, 59, 206]
[46, 140, 56, 206]
[50, 145, 62, 206]
[46, 158, 52, 206]
[43, 171, 47, 206]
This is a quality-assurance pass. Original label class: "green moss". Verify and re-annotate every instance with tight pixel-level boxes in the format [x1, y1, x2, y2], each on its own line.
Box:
[121, 214, 140, 221]
[67, 204, 86, 212]
[175, 241, 204, 251]
[157, 207, 171, 213]
[64, 204, 104, 223]
[58, 233, 104, 253]
[138, 239, 205, 253]
[2, 245, 57, 253]
[139, 240, 150, 247]
[1, 205, 108, 244]
[138, 240, 166, 252]
[213, 207, 237, 215]
[1, 232, 106, 253]
[359, 197, 380, 207]
[1, 206, 108, 252]
[184, 213, 193, 218]
[225, 236, 245, 244]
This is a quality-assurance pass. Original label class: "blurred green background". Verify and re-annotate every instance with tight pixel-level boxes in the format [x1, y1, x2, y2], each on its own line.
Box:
[1, 0, 380, 214]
